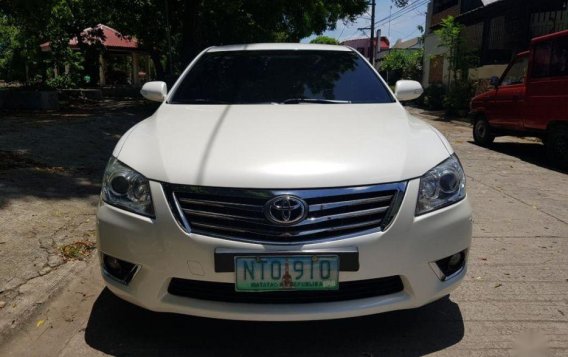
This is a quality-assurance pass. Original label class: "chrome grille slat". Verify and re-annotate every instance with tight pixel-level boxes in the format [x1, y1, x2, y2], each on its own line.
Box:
[178, 198, 263, 212]
[308, 195, 392, 212]
[181, 208, 266, 222]
[164, 182, 407, 243]
[189, 218, 384, 238]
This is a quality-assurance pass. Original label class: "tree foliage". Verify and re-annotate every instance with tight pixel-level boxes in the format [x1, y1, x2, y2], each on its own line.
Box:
[310, 36, 340, 45]
[381, 48, 423, 81]
[0, 0, 369, 83]
[434, 16, 479, 114]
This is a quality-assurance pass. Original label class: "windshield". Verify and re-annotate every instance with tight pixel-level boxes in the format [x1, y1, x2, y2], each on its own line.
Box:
[501, 56, 528, 86]
[169, 50, 394, 104]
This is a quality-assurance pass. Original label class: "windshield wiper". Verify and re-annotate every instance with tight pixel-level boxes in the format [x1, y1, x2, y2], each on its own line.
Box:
[281, 98, 351, 104]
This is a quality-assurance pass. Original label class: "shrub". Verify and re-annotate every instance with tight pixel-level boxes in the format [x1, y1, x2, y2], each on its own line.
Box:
[46, 74, 77, 89]
[443, 80, 476, 115]
[417, 83, 446, 110]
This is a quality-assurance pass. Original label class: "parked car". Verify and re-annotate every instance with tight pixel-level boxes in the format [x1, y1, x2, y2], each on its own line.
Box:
[470, 29, 568, 169]
[97, 43, 472, 321]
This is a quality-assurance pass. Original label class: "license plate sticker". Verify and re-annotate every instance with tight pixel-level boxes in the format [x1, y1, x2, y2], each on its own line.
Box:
[235, 255, 339, 292]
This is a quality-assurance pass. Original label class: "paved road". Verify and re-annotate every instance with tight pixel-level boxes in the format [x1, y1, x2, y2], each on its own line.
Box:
[1, 107, 567, 356]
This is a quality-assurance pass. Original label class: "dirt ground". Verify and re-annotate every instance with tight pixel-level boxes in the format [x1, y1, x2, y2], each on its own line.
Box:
[0, 100, 159, 340]
[0, 102, 567, 356]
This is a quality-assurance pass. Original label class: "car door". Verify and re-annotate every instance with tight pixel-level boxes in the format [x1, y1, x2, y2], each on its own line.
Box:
[525, 36, 568, 131]
[487, 55, 529, 130]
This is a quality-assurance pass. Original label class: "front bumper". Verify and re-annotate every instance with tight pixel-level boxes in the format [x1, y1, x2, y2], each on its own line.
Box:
[96, 178, 472, 321]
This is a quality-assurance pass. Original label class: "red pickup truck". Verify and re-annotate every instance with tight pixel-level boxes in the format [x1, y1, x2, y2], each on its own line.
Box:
[470, 29, 568, 169]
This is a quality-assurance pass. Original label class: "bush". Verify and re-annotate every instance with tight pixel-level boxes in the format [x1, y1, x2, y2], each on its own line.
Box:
[309, 36, 340, 45]
[381, 49, 423, 83]
[443, 80, 476, 115]
[46, 74, 77, 89]
[417, 83, 446, 110]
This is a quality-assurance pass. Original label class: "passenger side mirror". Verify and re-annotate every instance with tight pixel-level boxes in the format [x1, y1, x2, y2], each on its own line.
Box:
[489, 76, 500, 88]
[140, 81, 168, 102]
[394, 80, 424, 102]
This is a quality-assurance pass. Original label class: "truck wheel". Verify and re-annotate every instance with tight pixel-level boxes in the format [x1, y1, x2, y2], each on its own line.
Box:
[473, 118, 495, 147]
[546, 127, 568, 170]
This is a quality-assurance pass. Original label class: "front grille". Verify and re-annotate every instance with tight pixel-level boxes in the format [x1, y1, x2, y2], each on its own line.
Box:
[164, 182, 406, 243]
[168, 276, 404, 304]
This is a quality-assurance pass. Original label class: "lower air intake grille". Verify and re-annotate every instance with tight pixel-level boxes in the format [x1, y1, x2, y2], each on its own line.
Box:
[168, 276, 404, 304]
[164, 182, 406, 243]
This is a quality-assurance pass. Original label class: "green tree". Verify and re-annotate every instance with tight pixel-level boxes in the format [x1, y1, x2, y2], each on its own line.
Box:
[0, 14, 19, 80]
[433, 16, 477, 86]
[381, 48, 423, 81]
[310, 36, 340, 45]
[0, 0, 370, 82]
[434, 16, 478, 114]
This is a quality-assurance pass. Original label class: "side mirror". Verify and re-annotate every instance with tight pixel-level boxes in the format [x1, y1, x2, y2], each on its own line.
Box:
[489, 76, 500, 87]
[140, 81, 167, 102]
[394, 80, 424, 102]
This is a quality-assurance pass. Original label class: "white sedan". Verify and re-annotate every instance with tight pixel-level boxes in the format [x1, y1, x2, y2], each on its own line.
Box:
[96, 43, 472, 321]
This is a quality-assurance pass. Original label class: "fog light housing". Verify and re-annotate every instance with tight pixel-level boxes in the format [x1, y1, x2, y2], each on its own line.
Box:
[430, 250, 467, 281]
[102, 253, 138, 284]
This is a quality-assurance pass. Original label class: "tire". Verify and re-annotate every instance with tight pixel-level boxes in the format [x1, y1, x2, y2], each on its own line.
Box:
[546, 126, 568, 170]
[473, 117, 495, 147]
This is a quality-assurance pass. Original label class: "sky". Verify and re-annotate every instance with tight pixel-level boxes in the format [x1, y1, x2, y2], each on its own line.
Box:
[302, 0, 429, 45]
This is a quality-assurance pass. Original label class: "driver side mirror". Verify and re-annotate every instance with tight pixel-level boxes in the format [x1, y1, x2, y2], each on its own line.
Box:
[394, 80, 424, 102]
[140, 81, 168, 102]
[489, 76, 500, 88]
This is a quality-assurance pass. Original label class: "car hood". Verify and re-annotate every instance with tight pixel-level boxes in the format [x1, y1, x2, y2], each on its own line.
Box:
[472, 89, 496, 102]
[116, 103, 452, 188]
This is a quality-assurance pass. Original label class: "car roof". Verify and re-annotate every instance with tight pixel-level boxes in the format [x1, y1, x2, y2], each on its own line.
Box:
[206, 43, 353, 53]
[531, 29, 568, 45]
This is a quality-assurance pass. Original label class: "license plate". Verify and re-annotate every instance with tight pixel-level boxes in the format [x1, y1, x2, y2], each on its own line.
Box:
[235, 255, 339, 292]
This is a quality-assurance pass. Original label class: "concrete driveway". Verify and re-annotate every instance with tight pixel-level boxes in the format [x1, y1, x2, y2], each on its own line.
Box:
[0, 105, 566, 356]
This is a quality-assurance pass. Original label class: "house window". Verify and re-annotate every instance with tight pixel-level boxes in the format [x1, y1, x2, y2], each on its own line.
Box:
[462, 22, 484, 51]
[433, 0, 458, 14]
[461, 0, 483, 14]
[488, 16, 506, 50]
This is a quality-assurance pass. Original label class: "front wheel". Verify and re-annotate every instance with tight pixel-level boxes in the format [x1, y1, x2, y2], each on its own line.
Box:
[473, 117, 495, 147]
[546, 126, 568, 170]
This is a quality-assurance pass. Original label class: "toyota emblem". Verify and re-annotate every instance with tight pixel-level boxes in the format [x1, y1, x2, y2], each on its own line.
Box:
[264, 195, 308, 225]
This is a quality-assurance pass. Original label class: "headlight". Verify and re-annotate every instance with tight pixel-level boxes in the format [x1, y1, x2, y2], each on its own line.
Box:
[101, 157, 154, 217]
[416, 154, 466, 215]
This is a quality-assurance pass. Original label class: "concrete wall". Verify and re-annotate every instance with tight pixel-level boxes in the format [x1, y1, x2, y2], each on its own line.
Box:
[0, 90, 59, 110]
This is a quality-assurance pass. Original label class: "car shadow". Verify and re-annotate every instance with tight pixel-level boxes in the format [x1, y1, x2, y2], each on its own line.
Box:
[0, 99, 160, 209]
[469, 140, 567, 174]
[85, 288, 464, 356]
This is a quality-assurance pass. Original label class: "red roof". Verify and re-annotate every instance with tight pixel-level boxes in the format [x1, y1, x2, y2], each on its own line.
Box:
[40, 24, 139, 51]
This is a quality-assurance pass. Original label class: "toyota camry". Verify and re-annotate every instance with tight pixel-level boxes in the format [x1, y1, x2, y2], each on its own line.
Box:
[96, 43, 472, 321]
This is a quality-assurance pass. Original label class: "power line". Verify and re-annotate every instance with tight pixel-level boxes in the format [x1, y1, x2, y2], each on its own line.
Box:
[377, 0, 428, 27]
[375, 0, 428, 24]
[375, 0, 429, 27]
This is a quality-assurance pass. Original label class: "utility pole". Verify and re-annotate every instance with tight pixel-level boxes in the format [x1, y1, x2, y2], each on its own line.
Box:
[369, 0, 376, 65]
[388, 5, 392, 39]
